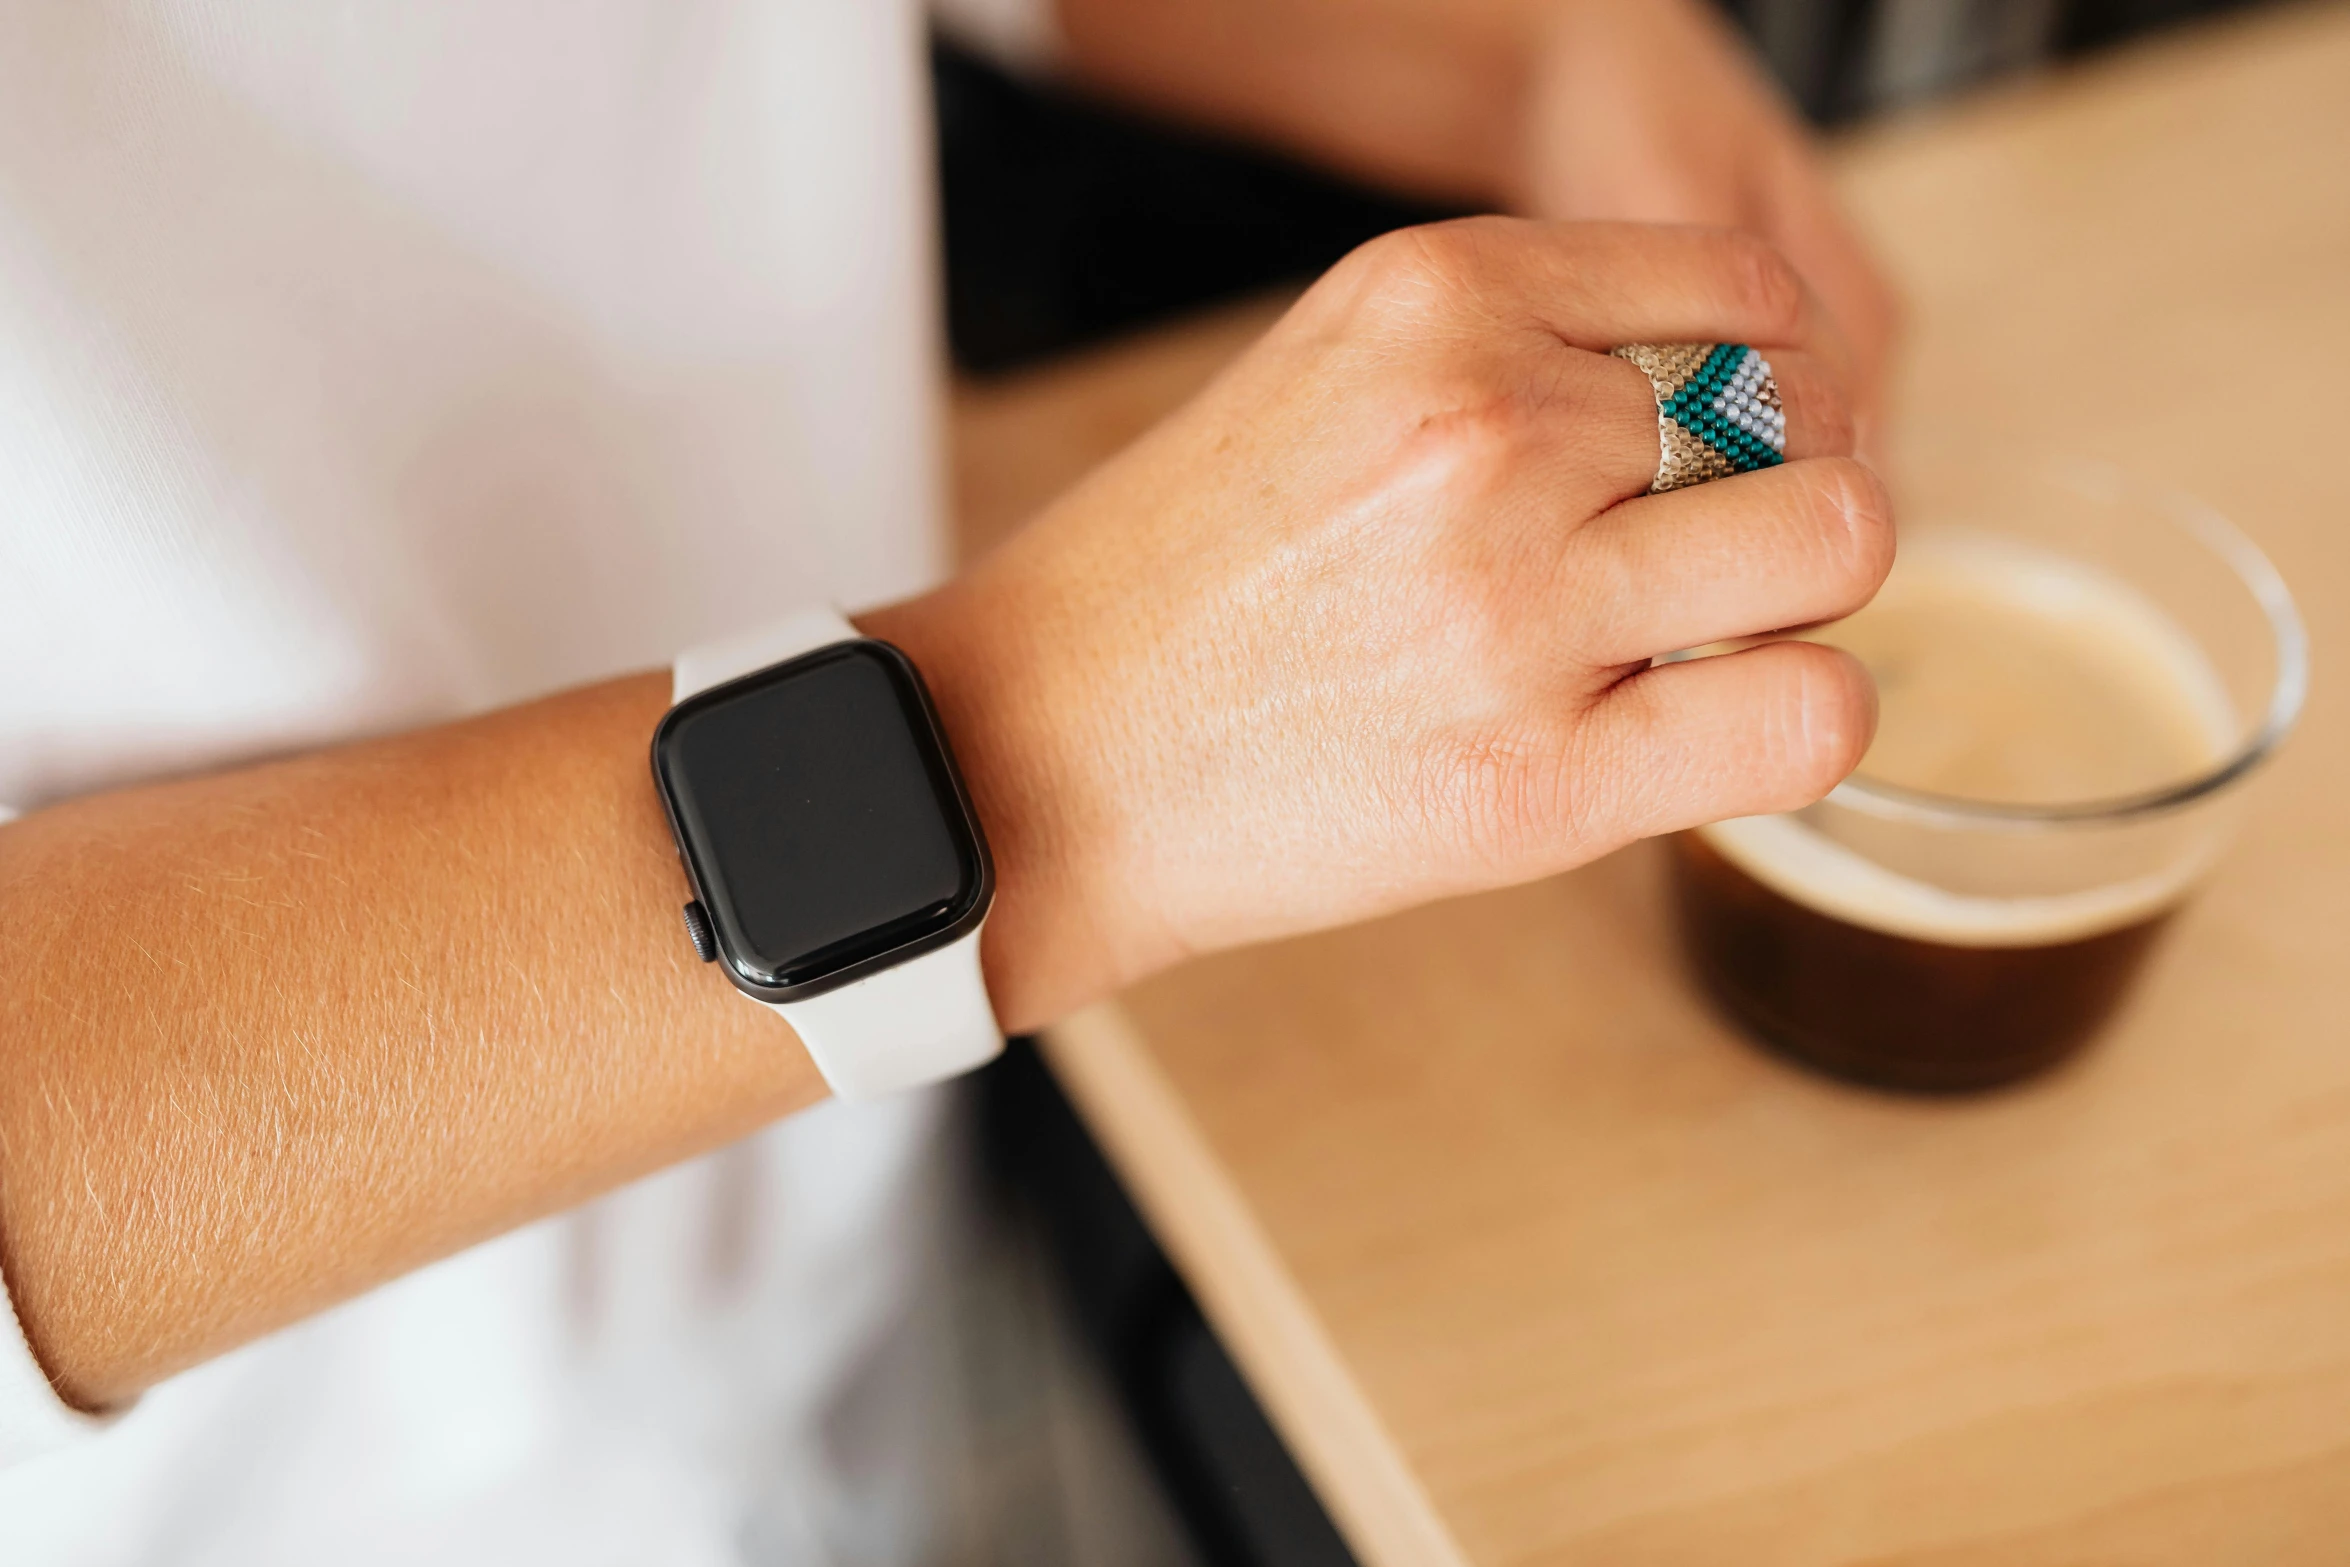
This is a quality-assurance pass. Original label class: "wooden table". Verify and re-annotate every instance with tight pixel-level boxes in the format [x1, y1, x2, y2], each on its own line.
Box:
[951, 7, 2350, 1562]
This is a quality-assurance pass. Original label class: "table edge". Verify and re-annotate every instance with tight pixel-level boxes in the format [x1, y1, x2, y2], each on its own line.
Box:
[1041, 1002, 1471, 1567]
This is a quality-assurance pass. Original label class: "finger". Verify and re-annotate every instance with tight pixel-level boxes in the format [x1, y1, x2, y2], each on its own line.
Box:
[1328, 218, 1853, 382]
[1503, 219, 1851, 380]
[1758, 149, 1903, 419]
[1571, 639, 1876, 845]
[1559, 457, 1892, 666]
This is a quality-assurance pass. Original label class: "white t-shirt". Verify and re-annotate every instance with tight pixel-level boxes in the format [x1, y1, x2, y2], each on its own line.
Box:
[0, 1, 1046, 1559]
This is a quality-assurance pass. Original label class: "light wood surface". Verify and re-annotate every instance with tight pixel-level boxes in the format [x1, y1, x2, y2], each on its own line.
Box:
[952, 7, 2350, 1562]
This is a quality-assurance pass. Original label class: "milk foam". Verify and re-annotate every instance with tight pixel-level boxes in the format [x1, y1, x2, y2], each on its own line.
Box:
[1698, 531, 2237, 947]
[1698, 812, 2215, 946]
[1823, 531, 2235, 802]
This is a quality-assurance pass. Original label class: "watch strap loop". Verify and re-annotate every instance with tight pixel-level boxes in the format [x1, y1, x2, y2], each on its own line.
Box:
[671, 606, 860, 704]
[782, 934, 999, 1100]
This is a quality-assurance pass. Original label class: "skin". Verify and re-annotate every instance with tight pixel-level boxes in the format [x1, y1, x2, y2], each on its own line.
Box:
[0, 219, 1888, 1412]
[1056, 0, 1901, 412]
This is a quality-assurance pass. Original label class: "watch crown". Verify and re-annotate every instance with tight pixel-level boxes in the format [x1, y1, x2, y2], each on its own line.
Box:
[680, 900, 718, 963]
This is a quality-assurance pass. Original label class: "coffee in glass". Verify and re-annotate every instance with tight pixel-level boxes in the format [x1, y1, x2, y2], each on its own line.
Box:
[1669, 461, 2305, 1093]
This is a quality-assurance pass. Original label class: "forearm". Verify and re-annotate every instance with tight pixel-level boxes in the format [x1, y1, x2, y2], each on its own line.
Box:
[0, 578, 1146, 1412]
[0, 216, 1882, 1416]
[1053, 0, 1900, 408]
[0, 673, 821, 1409]
[1054, 0, 1542, 206]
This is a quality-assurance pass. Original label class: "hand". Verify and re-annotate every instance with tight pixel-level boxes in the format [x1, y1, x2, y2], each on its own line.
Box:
[868, 219, 1890, 1031]
[1056, 0, 1900, 424]
[1515, 0, 1901, 419]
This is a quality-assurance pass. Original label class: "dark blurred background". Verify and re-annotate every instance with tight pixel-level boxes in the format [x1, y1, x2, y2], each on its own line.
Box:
[937, 0, 2274, 375]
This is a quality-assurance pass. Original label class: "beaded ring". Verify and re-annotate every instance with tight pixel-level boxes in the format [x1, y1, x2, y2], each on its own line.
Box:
[1611, 343, 1786, 493]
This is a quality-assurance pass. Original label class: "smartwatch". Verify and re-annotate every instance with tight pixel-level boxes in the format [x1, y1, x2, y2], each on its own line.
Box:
[652, 608, 1002, 1099]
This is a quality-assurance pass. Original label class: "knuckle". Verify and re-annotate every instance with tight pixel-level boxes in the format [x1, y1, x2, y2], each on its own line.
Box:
[1395, 387, 1529, 491]
[1382, 356, 1570, 496]
[1396, 622, 1583, 870]
[1718, 231, 1806, 342]
[1793, 457, 1895, 605]
[1771, 644, 1874, 800]
[1334, 217, 1513, 328]
[1337, 227, 1431, 294]
[1832, 461, 1898, 589]
[1784, 356, 1856, 457]
[1812, 388, 1858, 458]
[1422, 727, 1531, 844]
[1336, 229, 1451, 323]
[1558, 695, 1648, 847]
[1557, 534, 1647, 663]
[1416, 720, 1576, 871]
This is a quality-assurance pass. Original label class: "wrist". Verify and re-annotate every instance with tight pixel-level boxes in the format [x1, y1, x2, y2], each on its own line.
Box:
[856, 581, 1167, 1034]
[1377, 0, 1651, 215]
[1059, 0, 1531, 209]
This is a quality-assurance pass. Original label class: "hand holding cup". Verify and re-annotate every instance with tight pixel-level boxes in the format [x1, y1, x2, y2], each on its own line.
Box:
[867, 218, 1893, 1031]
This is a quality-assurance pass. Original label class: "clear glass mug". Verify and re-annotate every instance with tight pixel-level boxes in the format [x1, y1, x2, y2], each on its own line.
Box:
[1667, 459, 2308, 1093]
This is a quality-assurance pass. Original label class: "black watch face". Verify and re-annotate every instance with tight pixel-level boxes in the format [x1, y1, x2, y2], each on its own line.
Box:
[652, 640, 992, 998]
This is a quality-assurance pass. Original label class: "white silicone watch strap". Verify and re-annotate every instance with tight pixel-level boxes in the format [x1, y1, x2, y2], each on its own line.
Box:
[671, 610, 1003, 1101]
[671, 606, 867, 698]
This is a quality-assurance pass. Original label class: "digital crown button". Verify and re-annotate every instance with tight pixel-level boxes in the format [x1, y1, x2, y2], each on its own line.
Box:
[681, 900, 718, 963]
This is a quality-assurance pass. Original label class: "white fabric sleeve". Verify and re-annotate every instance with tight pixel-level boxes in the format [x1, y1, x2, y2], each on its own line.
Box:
[0, 806, 119, 1467]
[0, 1278, 110, 1468]
[929, 0, 1063, 72]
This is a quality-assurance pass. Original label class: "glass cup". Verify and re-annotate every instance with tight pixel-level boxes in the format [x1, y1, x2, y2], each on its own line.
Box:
[1667, 459, 2307, 1093]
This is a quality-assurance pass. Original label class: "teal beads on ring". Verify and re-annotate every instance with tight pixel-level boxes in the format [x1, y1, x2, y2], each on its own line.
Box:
[1658, 343, 1785, 474]
[1609, 342, 1787, 493]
